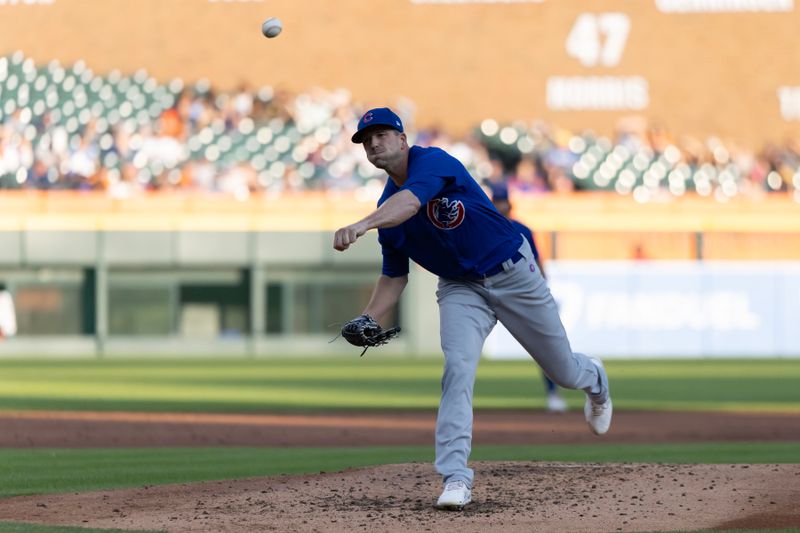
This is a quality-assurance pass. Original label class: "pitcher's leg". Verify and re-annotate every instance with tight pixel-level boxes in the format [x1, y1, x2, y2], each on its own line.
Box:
[435, 279, 495, 488]
[492, 247, 609, 403]
[498, 272, 612, 433]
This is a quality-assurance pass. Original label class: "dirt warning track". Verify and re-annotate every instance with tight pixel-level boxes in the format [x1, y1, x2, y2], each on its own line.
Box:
[1, 409, 798, 448]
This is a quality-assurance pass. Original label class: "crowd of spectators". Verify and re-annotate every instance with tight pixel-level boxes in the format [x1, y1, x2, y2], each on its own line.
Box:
[1, 52, 799, 202]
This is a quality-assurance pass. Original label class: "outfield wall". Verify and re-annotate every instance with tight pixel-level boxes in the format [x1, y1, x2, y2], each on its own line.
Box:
[0, 192, 798, 357]
[486, 261, 800, 358]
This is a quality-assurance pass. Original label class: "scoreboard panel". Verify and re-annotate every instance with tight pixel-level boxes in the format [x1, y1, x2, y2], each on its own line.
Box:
[0, 0, 798, 146]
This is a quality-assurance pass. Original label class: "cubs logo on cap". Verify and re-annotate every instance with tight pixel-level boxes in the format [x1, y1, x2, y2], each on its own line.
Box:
[352, 107, 404, 143]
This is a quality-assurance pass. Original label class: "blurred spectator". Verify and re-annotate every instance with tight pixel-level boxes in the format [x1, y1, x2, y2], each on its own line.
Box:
[510, 157, 549, 193]
[0, 53, 798, 201]
[0, 286, 17, 339]
[160, 107, 183, 139]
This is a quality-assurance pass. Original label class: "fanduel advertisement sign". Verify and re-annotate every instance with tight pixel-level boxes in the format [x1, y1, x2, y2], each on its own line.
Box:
[484, 261, 800, 358]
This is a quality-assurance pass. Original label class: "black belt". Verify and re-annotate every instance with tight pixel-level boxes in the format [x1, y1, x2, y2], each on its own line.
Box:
[461, 251, 524, 281]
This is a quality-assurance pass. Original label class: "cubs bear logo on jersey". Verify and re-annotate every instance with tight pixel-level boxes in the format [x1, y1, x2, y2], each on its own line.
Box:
[427, 197, 466, 229]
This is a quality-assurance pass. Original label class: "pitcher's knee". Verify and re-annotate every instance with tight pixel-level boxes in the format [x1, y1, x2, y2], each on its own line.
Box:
[540, 361, 583, 389]
[540, 353, 604, 392]
[546, 371, 578, 389]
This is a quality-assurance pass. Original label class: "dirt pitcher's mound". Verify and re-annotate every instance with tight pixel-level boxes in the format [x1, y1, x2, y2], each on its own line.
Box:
[1, 462, 798, 532]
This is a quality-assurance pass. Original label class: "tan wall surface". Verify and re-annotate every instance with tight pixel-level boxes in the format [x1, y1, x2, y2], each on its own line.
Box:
[0, 189, 798, 233]
[0, 191, 798, 259]
[1, 0, 799, 147]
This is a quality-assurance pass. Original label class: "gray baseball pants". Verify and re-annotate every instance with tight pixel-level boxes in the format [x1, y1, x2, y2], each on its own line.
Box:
[434, 239, 609, 488]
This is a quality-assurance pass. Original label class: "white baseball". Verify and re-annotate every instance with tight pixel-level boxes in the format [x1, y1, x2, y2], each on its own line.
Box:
[261, 17, 283, 38]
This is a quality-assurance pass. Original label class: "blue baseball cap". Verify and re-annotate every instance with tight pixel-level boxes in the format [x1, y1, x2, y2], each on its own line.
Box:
[351, 107, 404, 143]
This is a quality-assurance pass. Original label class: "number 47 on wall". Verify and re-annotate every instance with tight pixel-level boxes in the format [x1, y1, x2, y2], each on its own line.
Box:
[566, 13, 631, 68]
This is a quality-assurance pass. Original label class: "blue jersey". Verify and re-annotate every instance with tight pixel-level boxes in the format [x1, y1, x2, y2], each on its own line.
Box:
[509, 219, 540, 261]
[377, 146, 523, 279]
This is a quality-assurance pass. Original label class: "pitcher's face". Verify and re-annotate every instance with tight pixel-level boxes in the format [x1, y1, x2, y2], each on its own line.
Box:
[361, 127, 406, 170]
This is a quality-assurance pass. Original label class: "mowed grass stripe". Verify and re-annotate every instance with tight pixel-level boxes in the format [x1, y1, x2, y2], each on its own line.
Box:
[0, 358, 798, 412]
[3, 358, 799, 378]
[0, 442, 797, 498]
[1, 375, 796, 398]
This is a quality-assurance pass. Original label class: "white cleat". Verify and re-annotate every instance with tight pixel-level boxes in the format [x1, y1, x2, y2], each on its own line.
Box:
[584, 397, 613, 435]
[435, 480, 472, 510]
[546, 392, 569, 413]
[585, 358, 612, 435]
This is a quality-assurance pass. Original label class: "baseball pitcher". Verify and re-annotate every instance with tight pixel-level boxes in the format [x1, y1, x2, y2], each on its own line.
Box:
[334, 107, 612, 510]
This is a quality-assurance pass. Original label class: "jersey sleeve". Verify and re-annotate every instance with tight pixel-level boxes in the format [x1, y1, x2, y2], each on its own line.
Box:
[400, 149, 457, 204]
[375, 196, 409, 277]
[381, 245, 410, 277]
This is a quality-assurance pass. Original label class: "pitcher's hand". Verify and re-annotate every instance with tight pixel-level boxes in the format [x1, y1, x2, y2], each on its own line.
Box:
[334, 222, 367, 251]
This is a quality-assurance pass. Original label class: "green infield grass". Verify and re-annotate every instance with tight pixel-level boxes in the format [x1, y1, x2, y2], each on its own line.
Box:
[0, 357, 798, 413]
[0, 442, 797, 498]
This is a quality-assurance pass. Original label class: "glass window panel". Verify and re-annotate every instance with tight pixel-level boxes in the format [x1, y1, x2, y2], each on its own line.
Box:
[319, 284, 377, 332]
[13, 284, 82, 335]
[286, 282, 393, 334]
[108, 286, 172, 335]
[292, 284, 313, 333]
[265, 283, 283, 333]
[221, 303, 248, 337]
